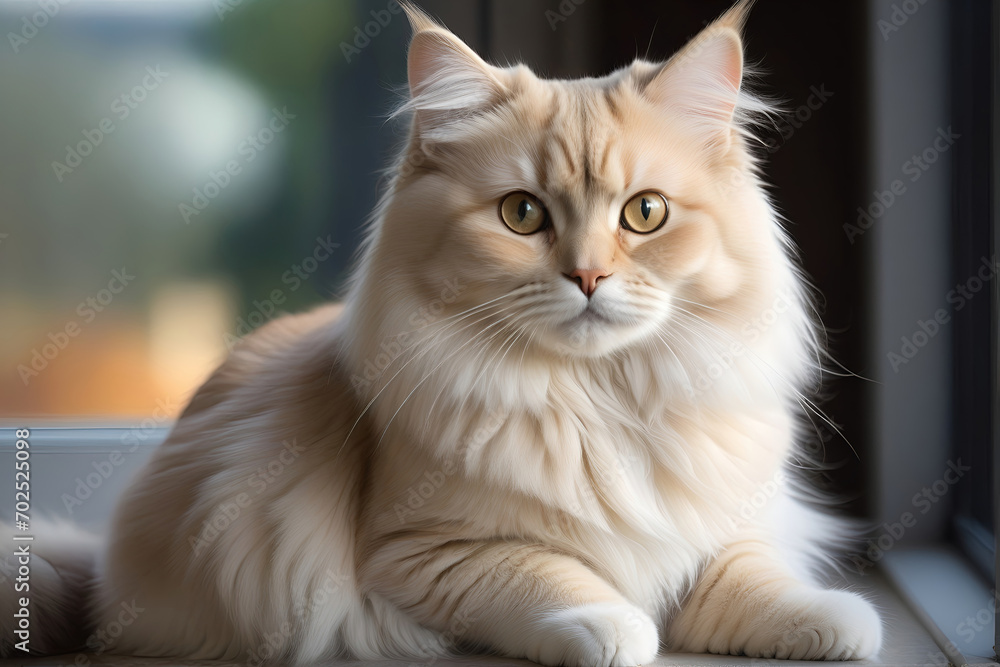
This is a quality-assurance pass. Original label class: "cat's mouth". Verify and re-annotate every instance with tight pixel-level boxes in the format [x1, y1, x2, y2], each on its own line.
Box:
[540, 294, 669, 357]
[570, 306, 613, 324]
[548, 305, 635, 357]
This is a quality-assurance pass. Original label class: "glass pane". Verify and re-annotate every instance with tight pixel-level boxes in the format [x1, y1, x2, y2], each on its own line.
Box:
[0, 0, 408, 419]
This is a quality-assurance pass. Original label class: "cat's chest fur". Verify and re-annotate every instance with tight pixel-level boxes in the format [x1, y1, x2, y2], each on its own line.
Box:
[371, 351, 793, 612]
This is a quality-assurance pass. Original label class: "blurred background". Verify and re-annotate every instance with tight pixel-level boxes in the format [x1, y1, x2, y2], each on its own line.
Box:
[0, 0, 396, 417]
[0, 0, 995, 581]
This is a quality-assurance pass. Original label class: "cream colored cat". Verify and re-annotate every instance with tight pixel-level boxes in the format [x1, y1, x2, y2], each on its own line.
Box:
[3, 2, 881, 665]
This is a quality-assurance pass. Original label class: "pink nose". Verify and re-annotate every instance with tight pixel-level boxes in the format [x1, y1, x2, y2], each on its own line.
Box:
[565, 268, 611, 298]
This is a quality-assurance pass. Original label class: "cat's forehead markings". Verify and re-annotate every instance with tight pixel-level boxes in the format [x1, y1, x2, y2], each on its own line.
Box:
[601, 86, 625, 124]
[532, 98, 561, 194]
[533, 84, 625, 202]
[579, 91, 622, 194]
[553, 133, 579, 180]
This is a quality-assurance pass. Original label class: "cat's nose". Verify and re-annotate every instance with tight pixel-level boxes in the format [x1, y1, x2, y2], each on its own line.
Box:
[565, 268, 611, 298]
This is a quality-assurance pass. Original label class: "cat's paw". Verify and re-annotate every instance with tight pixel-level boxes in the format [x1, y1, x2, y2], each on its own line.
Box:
[739, 589, 882, 661]
[531, 602, 659, 667]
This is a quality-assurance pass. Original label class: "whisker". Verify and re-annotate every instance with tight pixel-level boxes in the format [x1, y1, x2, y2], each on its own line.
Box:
[336, 292, 526, 460]
[670, 307, 857, 460]
[445, 319, 523, 436]
[341, 307, 505, 454]
[374, 313, 518, 452]
[653, 330, 695, 397]
[400, 290, 523, 335]
[371, 297, 525, 387]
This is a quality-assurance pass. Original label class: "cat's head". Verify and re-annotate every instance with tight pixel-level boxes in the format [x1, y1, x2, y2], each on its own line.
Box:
[355, 1, 798, 368]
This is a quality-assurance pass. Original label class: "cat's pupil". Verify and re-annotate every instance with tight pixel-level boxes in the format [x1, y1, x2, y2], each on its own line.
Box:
[517, 199, 528, 221]
[641, 198, 651, 220]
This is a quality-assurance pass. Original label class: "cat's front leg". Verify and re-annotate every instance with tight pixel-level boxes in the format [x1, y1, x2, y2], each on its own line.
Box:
[666, 537, 882, 660]
[364, 539, 659, 667]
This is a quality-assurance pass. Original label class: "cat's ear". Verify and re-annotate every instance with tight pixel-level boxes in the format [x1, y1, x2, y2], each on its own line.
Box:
[641, 1, 752, 147]
[400, 3, 505, 139]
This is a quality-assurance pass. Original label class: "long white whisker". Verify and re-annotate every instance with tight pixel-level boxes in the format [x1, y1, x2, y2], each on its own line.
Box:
[336, 293, 526, 460]
[371, 297, 526, 387]
[339, 308, 506, 457]
[653, 330, 695, 397]
[446, 319, 522, 435]
[671, 307, 856, 460]
[374, 314, 518, 452]
[400, 290, 522, 336]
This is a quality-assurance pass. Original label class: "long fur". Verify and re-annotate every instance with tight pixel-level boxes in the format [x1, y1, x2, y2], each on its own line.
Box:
[2, 2, 881, 665]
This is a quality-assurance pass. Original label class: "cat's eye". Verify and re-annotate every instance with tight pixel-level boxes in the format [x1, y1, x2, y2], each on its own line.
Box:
[499, 192, 548, 235]
[620, 191, 669, 234]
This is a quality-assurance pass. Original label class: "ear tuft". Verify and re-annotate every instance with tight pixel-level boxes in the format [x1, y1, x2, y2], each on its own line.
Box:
[642, 5, 749, 147]
[716, 0, 755, 32]
[407, 30, 501, 106]
[399, 1, 441, 36]
[399, 8, 505, 140]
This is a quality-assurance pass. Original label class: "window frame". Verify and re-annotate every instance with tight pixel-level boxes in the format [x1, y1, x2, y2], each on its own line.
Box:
[949, 0, 997, 587]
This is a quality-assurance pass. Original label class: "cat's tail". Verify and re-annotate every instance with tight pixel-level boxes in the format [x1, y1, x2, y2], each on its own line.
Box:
[0, 518, 101, 657]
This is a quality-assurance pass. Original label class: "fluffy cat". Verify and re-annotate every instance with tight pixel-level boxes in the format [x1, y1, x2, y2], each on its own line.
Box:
[3, 2, 882, 665]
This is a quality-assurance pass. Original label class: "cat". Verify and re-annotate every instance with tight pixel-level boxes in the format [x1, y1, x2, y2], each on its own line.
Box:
[2, 2, 882, 665]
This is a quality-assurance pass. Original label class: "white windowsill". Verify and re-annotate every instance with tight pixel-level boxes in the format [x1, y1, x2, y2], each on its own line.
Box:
[882, 546, 996, 666]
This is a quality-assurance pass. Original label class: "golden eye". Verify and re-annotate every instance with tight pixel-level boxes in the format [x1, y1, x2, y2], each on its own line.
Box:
[499, 191, 547, 235]
[621, 191, 669, 234]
